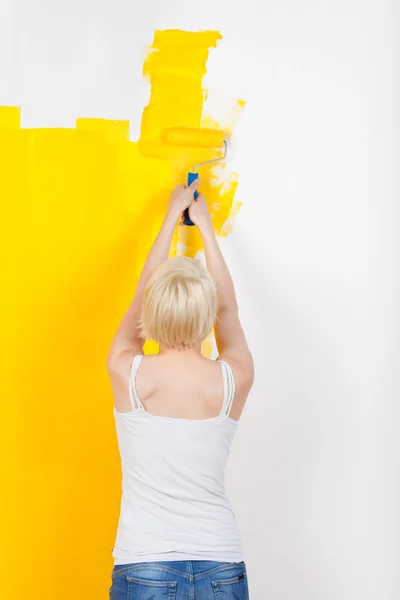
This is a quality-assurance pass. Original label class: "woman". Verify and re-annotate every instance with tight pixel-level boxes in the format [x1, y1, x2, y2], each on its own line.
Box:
[107, 177, 254, 599]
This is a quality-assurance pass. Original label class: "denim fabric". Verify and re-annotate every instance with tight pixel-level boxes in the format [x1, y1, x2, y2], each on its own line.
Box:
[109, 560, 249, 599]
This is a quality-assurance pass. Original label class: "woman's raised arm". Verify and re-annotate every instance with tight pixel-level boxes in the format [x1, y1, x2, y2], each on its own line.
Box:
[107, 180, 199, 367]
[187, 192, 254, 393]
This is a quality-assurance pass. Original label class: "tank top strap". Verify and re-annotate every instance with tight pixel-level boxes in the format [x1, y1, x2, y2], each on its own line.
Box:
[218, 360, 236, 417]
[128, 354, 144, 411]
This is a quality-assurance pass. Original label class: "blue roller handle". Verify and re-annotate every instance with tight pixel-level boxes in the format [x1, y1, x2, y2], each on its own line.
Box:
[183, 172, 198, 226]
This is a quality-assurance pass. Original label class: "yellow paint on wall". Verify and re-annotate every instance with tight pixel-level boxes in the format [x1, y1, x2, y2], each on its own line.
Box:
[0, 30, 244, 600]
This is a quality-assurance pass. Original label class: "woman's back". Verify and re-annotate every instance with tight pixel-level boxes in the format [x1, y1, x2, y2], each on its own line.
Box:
[112, 353, 245, 565]
[116, 350, 247, 421]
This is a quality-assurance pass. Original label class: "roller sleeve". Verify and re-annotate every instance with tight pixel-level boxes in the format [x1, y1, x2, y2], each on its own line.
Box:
[165, 127, 224, 148]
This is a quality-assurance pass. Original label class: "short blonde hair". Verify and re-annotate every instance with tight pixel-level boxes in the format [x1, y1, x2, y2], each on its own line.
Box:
[138, 256, 217, 349]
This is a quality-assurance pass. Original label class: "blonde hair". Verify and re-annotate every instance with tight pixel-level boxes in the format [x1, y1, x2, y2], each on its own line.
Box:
[138, 256, 217, 349]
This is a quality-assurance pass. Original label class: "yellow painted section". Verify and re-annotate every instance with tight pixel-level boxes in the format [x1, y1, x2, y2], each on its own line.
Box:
[0, 30, 244, 599]
[0, 105, 20, 128]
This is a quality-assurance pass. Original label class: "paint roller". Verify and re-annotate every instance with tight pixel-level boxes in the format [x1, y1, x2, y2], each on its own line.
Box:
[165, 127, 227, 226]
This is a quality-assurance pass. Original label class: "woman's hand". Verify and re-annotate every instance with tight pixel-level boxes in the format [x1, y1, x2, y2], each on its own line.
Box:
[179, 190, 213, 232]
[167, 179, 199, 220]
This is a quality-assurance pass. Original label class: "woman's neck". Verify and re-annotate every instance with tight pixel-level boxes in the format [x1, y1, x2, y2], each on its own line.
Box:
[158, 344, 202, 359]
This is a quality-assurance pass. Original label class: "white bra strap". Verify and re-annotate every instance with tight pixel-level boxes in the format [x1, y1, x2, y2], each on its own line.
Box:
[128, 354, 144, 411]
[218, 360, 236, 417]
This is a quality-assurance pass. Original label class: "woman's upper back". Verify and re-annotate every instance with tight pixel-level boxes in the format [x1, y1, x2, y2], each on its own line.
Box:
[111, 351, 250, 422]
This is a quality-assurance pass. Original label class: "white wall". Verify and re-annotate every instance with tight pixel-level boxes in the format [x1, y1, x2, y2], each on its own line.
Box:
[2, 1, 398, 598]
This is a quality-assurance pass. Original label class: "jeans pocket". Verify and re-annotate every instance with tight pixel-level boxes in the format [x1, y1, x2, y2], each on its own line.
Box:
[126, 576, 177, 600]
[212, 571, 249, 600]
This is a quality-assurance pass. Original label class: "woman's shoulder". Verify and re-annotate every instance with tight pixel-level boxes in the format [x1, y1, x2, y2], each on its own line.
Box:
[216, 353, 254, 388]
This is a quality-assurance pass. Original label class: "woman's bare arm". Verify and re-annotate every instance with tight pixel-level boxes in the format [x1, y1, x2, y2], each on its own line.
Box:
[107, 180, 199, 367]
[187, 191, 254, 390]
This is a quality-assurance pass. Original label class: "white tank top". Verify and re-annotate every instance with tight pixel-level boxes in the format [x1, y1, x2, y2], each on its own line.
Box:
[112, 354, 244, 565]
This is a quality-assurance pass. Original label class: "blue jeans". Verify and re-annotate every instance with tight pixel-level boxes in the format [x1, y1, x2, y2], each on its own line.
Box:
[110, 560, 249, 599]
